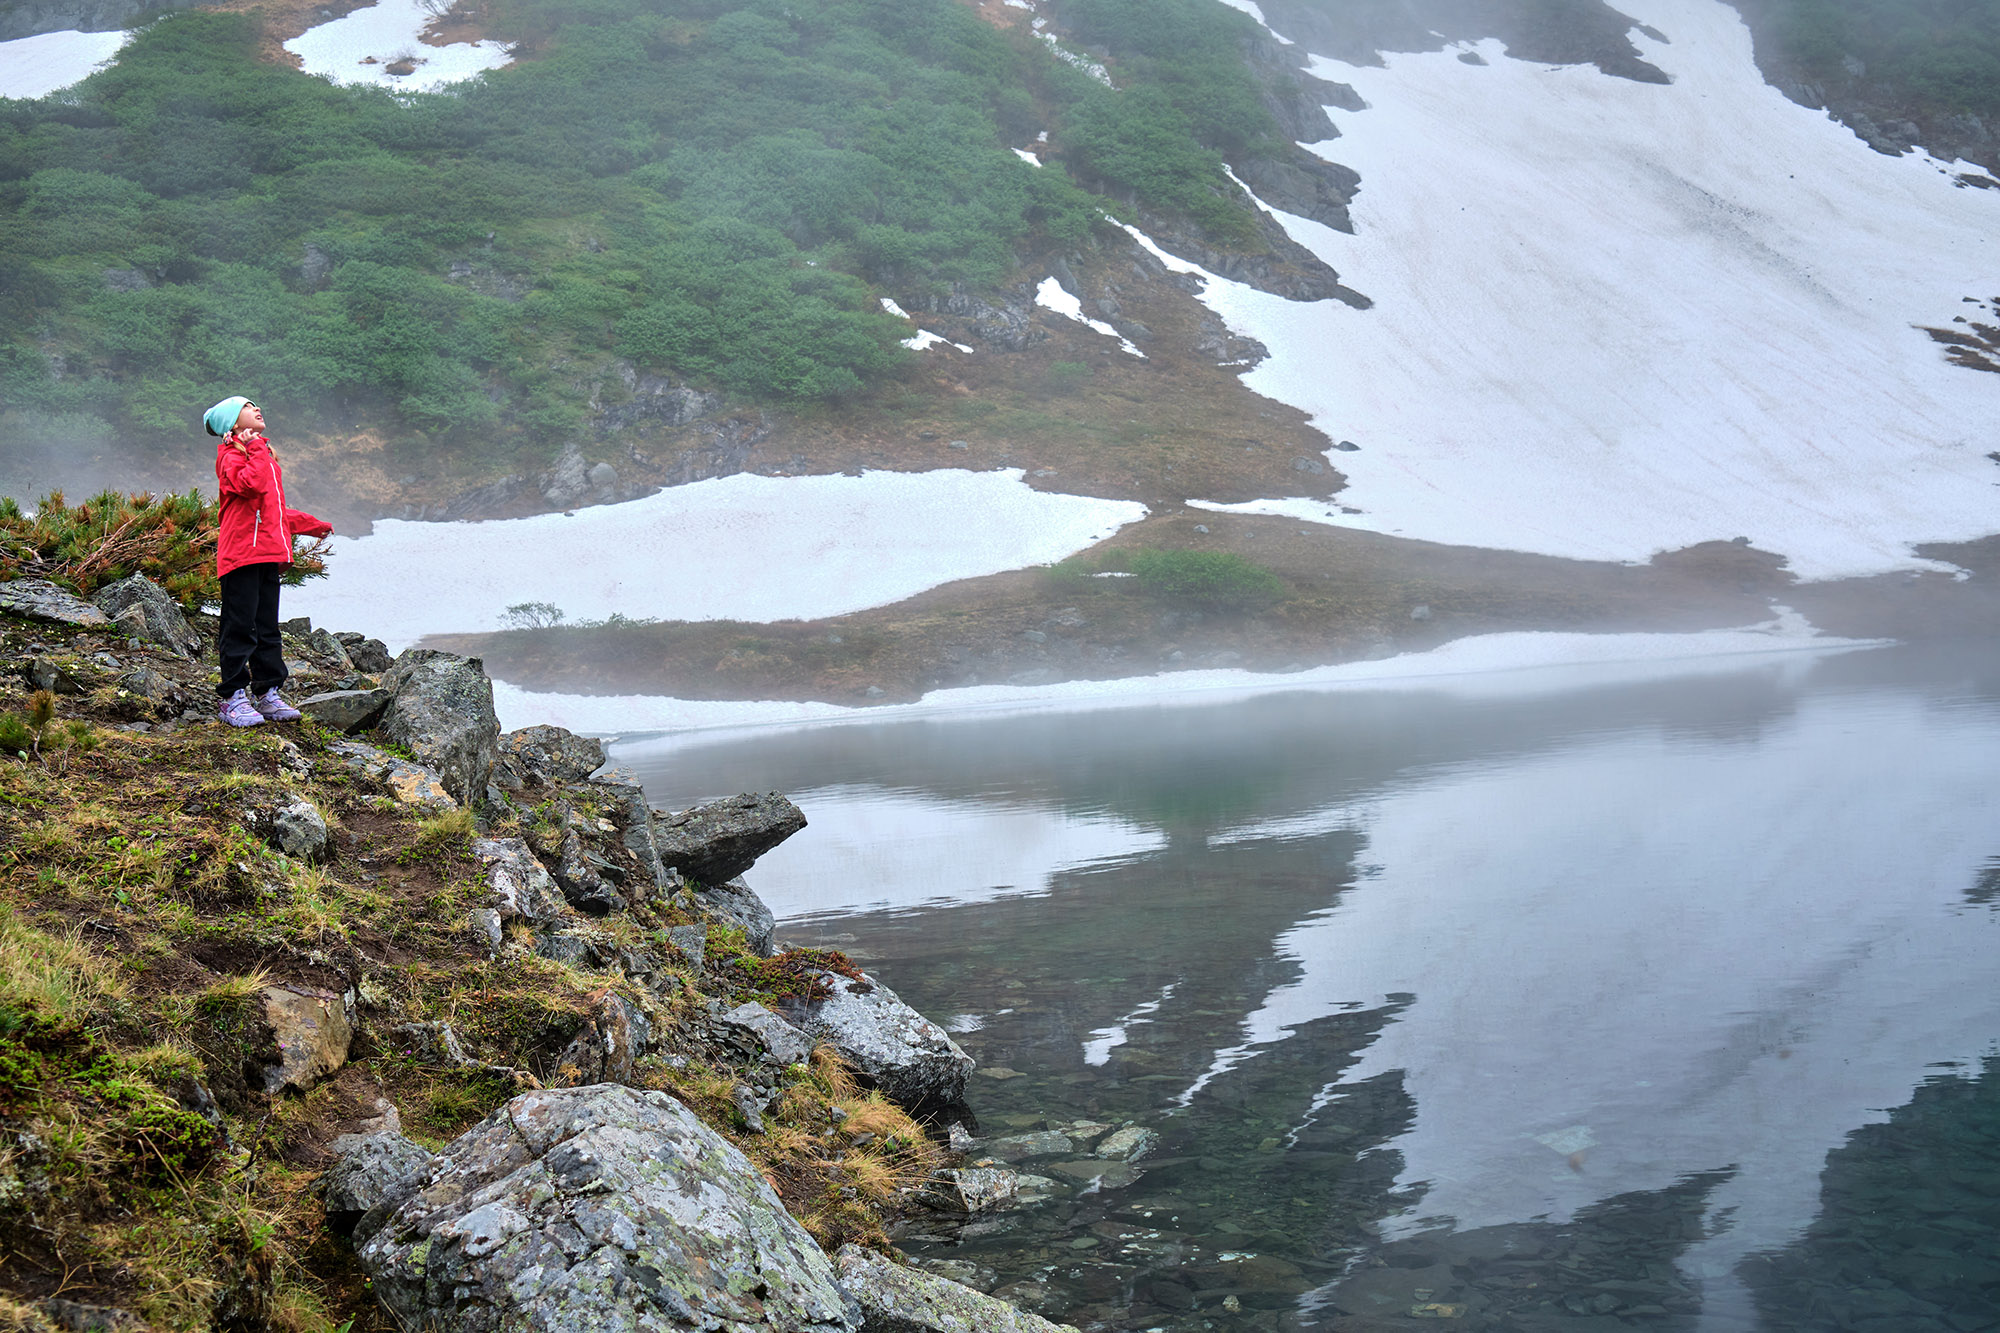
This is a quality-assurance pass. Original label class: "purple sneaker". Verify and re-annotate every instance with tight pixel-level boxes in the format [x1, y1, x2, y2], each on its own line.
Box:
[252, 687, 302, 722]
[219, 689, 265, 728]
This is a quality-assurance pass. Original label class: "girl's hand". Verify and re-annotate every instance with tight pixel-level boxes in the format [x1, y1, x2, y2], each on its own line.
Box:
[226, 429, 249, 455]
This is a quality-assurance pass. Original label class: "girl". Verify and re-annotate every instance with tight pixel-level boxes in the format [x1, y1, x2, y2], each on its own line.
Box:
[205, 396, 334, 728]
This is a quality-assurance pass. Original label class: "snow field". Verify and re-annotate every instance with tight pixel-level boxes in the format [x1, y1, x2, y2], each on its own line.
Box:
[0, 29, 129, 100]
[286, 0, 512, 90]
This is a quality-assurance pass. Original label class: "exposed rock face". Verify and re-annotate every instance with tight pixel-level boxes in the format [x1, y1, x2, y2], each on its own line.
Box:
[334, 632, 393, 673]
[550, 990, 652, 1086]
[834, 1245, 1078, 1333]
[596, 363, 721, 432]
[930, 1167, 1019, 1214]
[652, 792, 807, 885]
[319, 1131, 437, 1242]
[0, 579, 109, 627]
[501, 725, 607, 786]
[92, 575, 202, 657]
[24, 655, 85, 694]
[117, 665, 185, 712]
[297, 688, 392, 734]
[696, 877, 776, 958]
[0, 0, 148, 41]
[540, 444, 592, 508]
[357, 1085, 859, 1333]
[552, 829, 626, 914]
[239, 791, 329, 862]
[306, 627, 353, 671]
[330, 739, 457, 810]
[719, 1002, 812, 1068]
[800, 973, 973, 1115]
[472, 837, 570, 929]
[379, 650, 500, 803]
[260, 985, 352, 1095]
[918, 283, 1044, 350]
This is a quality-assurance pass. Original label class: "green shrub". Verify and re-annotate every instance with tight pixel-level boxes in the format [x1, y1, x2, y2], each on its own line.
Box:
[1127, 548, 1285, 611]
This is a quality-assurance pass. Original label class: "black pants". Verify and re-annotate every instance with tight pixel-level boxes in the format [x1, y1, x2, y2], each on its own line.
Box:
[216, 562, 289, 698]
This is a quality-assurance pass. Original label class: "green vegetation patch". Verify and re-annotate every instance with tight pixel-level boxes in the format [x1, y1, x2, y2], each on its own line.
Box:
[1762, 0, 2000, 115]
[1055, 545, 1287, 612]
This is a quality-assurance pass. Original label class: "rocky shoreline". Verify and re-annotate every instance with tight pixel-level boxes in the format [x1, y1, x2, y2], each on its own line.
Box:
[0, 572, 1122, 1333]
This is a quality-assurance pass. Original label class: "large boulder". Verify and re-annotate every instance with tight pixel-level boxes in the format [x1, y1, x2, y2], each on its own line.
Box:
[696, 877, 776, 957]
[718, 1001, 812, 1068]
[500, 725, 606, 785]
[472, 837, 569, 929]
[319, 1131, 436, 1242]
[259, 984, 352, 1096]
[334, 631, 393, 673]
[357, 1085, 858, 1333]
[834, 1246, 1078, 1333]
[652, 792, 806, 886]
[379, 650, 500, 804]
[549, 990, 652, 1086]
[297, 688, 392, 734]
[0, 579, 109, 627]
[93, 574, 202, 656]
[800, 974, 973, 1116]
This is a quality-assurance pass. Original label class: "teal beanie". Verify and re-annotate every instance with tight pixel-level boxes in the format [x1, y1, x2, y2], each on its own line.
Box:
[203, 396, 251, 437]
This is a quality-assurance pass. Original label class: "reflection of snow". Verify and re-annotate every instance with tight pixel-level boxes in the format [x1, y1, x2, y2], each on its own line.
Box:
[1179, 0, 2000, 581]
[1182, 689, 2000, 1292]
[0, 29, 128, 100]
[1083, 982, 1178, 1065]
[287, 0, 512, 90]
[491, 615, 1874, 733]
[288, 469, 1144, 649]
[737, 786, 1164, 921]
[1035, 277, 1145, 357]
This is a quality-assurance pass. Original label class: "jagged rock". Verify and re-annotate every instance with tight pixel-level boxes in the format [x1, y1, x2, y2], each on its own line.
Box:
[389, 1020, 472, 1067]
[1094, 1125, 1158, 1161]
[605, 783, 675, 891]
[297, 688, 392, 734]
[535, 931, 601, 969]
[730, 1083, 766, 1134]
[986, 1131, 1073, 1162]
[695, 876, 776, 957]
[92, 574, 202, 656]
[653, 792, 807, 886]
[24, 655, 85, 694]
[931, 1167, 1019, 1213]
[357, 1084, 859, 1333]
[239, 791, 329, 862]
[666, 924, 707, 969]
[0, 579, 109, 627]
[319, 1131, 437, 1242]
[260, 985, 352, 1095]
[378, 649, 500, 803]
[800, 973, 973, 1115]
[305, 627, 353, 670]
[329, 739, 457, 809]
[551, 990, 652, 1086]
[719, 1002, 812, 1067]
[918, 284, 1044, 351]
[553, 829, 626, 914]
[500, 725, 606, 785]
[540, 444, 592, 508]
[598, 364, 722, 432]
[834, 1245, 1077, 1333]
[334, 632, 393, 673]
[472, 837, 569, 928]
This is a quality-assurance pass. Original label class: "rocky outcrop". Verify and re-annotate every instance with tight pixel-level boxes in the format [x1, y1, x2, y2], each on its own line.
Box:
[652, 792, 807, 886]
[799, 973, 973, 1115]
[695, 877, 776, 957]
[319, 1131, 437, 1242]
[834, 1246, 1078, 1333]
[0, 0, 148, 40]
[472, 837, 570, 930]
[0, 579, 109, 627]
[917, 284, 1045, 351]
[500, 725, 606, 786]
[92, 574, 202, 657]
[356, 1085, 859, 1333]
[334, 632, 393, 674]
[379, 649, 500, 804]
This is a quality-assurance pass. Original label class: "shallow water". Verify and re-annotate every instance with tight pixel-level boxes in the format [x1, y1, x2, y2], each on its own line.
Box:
[613, 644, 2000, 1331]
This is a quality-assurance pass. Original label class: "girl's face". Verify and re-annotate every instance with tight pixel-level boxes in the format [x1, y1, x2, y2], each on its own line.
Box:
[235, 402, 265, 434]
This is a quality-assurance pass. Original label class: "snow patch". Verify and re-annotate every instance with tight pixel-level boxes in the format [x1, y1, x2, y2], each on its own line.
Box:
[901, 329, 973, 353]
[0, 29, 128, 100]
[1012, 147, 1044, 167]
[1035, 277, 1146, 357]
[1173, 0, 2000, 581]
[879, 296, 910, 318]
[288, 469, 1145, 648]
[287, 0, 512, 90]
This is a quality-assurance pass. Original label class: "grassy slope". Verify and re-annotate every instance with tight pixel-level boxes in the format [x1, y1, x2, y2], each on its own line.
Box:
[0, 610, 941, 1331]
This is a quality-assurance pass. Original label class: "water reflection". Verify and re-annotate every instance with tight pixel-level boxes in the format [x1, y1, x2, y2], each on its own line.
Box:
[612, 645, 2000, 1330]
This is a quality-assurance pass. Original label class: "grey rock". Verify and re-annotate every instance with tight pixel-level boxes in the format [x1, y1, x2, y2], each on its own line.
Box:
[300, 242, 333, 288]
[540, 444, 592, 508]
[1292, 455, 1325, 474]
[24, 655, 85, 694]
[260, 985, 352, 1095]
[500, 725, 606, 785]
[297, 688, 392, 734]
[389, 1020, 472, 1067]
[931, 1167, 1019, 1213]
[719, 1002, 812, 1067]
[116, 665, 183, 709]
[306, 627, 353, 670]
[695, 876, 776, 957]
[801, 972, 973, 1114]
[587, 461, 619, 496]
[92, 574, 201, 656]
[32, 1298, 147, 1331]
[1094, 1125, 1158, 1161]
[334, 632, 393, 673]
[919, 284, 1045, 351]
[471, 907, 504, 951]
[379, 649, 500, 803]
[1043, 1159, 1140, 1189]
[329, 738, 457, 810]
[110, 604, 149, 642]
[597, 366, 721, 432]
[319, 1131, 436, 1242]
[596, 778, 673, 892]
[535, 931, 599, 969]
[834, 1245, 1077, 1333]
[731, 1083, 766, 1134]
[102, 267, 152, 292]
[240, 792, 330, 861]
[551, 990, 651, 1086]
[0, 579, 109, 627]
[653, 791, 807, 886]
[986, 1131, 1073, 1162]
[357, 1085, 857, 1333]
[1410, 603, 1433, 621]
[472, 837, 569, 928]
[666, 924, 707, 969]
[554, 829, 626, 915]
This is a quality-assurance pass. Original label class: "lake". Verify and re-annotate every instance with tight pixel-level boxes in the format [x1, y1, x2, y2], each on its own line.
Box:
[612, 642, 2000, 1332]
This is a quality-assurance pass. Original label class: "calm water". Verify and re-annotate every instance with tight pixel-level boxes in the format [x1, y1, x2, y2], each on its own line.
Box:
[612, 644, 2000, 1332]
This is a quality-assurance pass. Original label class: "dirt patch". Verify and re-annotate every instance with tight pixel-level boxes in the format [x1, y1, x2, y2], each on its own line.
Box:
[197, 0, 377, 66]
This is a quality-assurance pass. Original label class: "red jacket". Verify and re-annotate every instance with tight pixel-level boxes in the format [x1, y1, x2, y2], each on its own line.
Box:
[215, 432, 332, 578]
